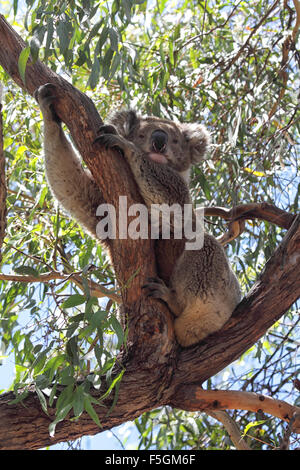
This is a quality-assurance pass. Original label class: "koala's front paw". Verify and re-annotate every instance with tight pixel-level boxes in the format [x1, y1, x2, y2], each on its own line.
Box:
[34, 83, 60, 123]
[142, 277, 170, 301]
[94, 132, 126, 156]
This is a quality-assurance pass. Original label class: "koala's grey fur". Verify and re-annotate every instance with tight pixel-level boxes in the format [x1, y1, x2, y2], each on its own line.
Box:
[35, 83, 241, 347]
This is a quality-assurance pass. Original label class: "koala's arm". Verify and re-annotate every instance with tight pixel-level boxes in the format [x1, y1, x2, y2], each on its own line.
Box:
[35, 85, 103, 239]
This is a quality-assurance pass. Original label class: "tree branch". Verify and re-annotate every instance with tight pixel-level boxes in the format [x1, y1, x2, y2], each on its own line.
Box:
[204, 202, 295, 230]
[0, 271, 121, 302]
[205, 410, 251, 450]
[0, 81, 6, 265]
[0, 14, 160, 308]
[203, 202, 296, 245]
[172, 388, 300, 433]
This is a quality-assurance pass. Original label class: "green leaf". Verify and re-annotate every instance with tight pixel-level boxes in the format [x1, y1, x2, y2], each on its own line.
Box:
[18, 47, 30, 85]
[242, 420, 267, 438]
[88, 20, 104, 42]
[13, 0, 18, 16]
[56, 383, 74, 411]
[49, 384, 57, 407]
[197, 171, 211, 200]
[106, 369, 125, 416]
[73, 386, 84, 418]
[66, 336, 80, 365]
[38, 186, 48, 207]
[84, 395, 101, 427]
[36, 387, 49, 416]
[49, 403, 72, 437]
[14, 265, 39, 277]
[110, 315, 124, 349]
[100, 368, 125, 403]
[91, 309, 107, 328]
[30, 36, 40, 63]
[45, 18, 54, 53]
[88, 56, 100, 89]
[108, 52, 121, 81]
[97, 26, 109, 51]
[57, 19, 70, 54]
[61, 294, 86, 309]
[102, 49, 114, 79]
[122, 0, 132, 21]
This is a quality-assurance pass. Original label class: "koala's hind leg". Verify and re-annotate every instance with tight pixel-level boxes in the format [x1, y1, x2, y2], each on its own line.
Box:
[35, 84, 103, 239]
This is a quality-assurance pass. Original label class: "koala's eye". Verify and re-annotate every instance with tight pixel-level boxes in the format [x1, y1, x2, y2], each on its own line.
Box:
[139, 134, 145, 139]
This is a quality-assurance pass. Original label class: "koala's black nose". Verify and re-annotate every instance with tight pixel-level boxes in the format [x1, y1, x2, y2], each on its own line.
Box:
[151, 130, 168, 153]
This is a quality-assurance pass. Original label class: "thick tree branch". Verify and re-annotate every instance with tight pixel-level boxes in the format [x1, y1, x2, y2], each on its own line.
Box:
[0, 81, 6, 265]
[0, 213, 298, 449]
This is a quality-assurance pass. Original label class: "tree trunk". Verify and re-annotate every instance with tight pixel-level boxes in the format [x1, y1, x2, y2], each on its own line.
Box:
[0, 15, 299, 450]
[0, 83, 6, 264]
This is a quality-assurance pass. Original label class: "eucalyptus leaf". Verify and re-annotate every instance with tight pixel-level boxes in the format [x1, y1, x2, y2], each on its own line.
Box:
[18, 47, 30, 85]
[61, 294, 86, 309]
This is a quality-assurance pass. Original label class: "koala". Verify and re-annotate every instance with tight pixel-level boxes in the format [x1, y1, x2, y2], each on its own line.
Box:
[35, 83, 241, 347]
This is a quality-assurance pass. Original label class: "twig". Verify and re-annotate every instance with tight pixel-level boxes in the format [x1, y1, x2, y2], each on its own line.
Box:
[0, 271, 121, 302]
[211, 0, 281, 84]
[268, 0, 300, 119]
[179, 0, 243, 51]
[280, 412, 300, 449]
[200, 0, 208, 42]
[206, 410, 251, 450]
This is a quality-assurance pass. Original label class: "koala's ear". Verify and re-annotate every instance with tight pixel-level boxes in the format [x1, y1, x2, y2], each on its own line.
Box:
[108, 109, 139, 138]
[181, 123, 211, 163]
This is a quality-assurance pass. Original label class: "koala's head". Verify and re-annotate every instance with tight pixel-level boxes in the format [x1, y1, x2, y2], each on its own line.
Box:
[108, 110, 210, 183]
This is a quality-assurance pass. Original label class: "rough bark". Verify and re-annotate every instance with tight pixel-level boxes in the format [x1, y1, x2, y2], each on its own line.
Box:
[0, 15, 299, 450]
[0, 82, 6, 265]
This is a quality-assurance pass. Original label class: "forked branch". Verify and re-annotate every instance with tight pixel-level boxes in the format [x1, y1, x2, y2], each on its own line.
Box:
[203, 202, 296, 245]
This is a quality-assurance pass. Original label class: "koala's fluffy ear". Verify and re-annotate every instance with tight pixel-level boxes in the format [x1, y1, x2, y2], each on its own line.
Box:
[108, 109, 139, 138]
[181, 123, 211, 163]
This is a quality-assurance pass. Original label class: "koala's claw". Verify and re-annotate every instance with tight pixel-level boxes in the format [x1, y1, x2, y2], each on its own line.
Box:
[142, 277, 169, 300]
[94, 133, 124, 155]
[34, 83, 60, 123]
[34, 83, 56, 104]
